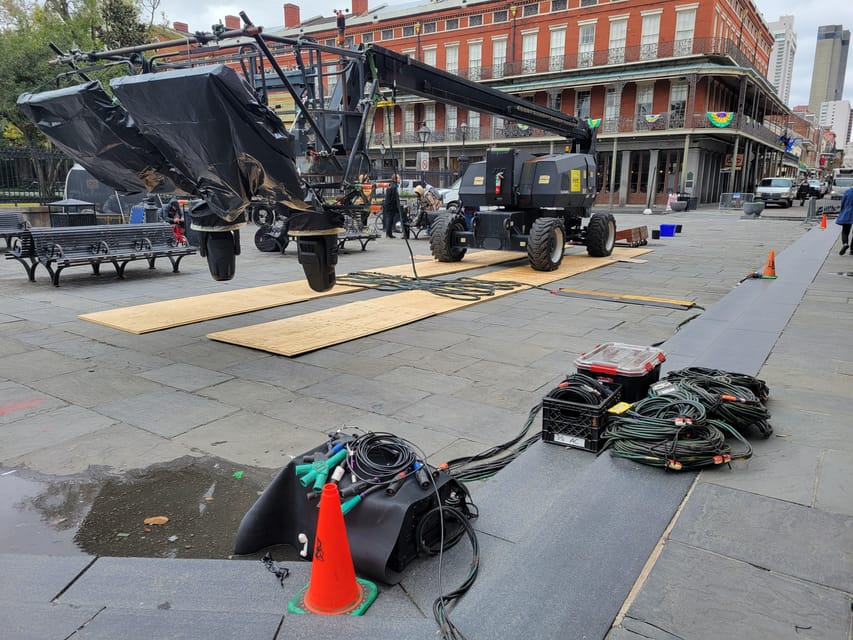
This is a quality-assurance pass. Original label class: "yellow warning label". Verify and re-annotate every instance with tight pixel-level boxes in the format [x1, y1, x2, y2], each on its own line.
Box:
[473, 176, 484, 186]
[538, 175, 551, 184]
[570, 170, 581, 192]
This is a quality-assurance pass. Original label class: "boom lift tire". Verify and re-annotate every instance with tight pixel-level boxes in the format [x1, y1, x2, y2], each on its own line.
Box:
[254, 225, 279, 252]
[527, 217, 565, 271]
[585, 212, 616, 257]
[430, 213, 468, 262]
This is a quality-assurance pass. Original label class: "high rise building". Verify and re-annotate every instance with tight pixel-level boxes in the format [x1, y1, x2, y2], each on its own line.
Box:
[808, 25, 850, 116]
[819, 100, 852, 146]
[767, 16, 797, 105]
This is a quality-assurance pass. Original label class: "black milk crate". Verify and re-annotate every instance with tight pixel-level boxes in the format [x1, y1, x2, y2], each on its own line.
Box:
[542, 383, 621, 452]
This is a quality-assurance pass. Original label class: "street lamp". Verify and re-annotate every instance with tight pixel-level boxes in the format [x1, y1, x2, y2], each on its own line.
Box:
[417, 122, 431, 183]
[458, 121, 469, 177]
[509, 5, 518, 74]
[414, 22, 421, 61]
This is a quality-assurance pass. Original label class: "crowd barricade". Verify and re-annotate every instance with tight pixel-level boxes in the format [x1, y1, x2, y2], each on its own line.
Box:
[718, 192, 755, 211]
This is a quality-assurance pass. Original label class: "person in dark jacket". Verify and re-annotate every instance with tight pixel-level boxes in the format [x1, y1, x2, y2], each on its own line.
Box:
[835, 187, 853, 255]
[382, 174, 401, 238]
[160, 199, 184, 227]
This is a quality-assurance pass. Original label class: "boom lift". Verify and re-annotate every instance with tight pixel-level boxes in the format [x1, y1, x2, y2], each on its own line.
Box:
[18, 12, 613, 291]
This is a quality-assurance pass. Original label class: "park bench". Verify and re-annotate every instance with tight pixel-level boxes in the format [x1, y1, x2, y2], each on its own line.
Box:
[0, 211, 29, 250]
[336, 213, 377, 251]
[6, 222, 196, 286]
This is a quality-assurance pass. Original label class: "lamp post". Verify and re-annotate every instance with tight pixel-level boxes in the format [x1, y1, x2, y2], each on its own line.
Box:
[458, 121, 469, 177]
[509, 5, 518, 74]
[417, 122, 431, 183]
[414, 22, 421, 61]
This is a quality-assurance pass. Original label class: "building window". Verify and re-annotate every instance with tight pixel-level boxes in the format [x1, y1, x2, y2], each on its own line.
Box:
[494, 10, 508, 23]
[636, 84, 653, 128]
[674, 9, 696, 56]
[492, 37, 507, 78]
[446, 44, 459, 74]
[362, 32, 373, 44]
[549, 91, 562, 111]
[523, 3, 539, 17]
[424, 47, 437, 67]
[470, 14, 483, 27]
[446, 18, 459, 30]
[381, 29, 393, 40]
[578, 23, 595, 67]
[551, 0, 567, 11]
[580, 0, 596, 6]
[549, 27, 566, 71]
[447, 105, 457, 133]
[468, 41, 482, 80]
[424, 103, 436, 131]
[423, 22, 436, 34]
[325, 39, 336, 46]
[604, 87, 621, 132]
[608, 17, 627, 64]
[404, 105, 415, 136]
[640, 13, 660, 60]
[669, 83, 687, 128]
[468, 111, 480, 140]
[521, 32, 538, 73]
[402, 25, 415, 37]
[576, 90, 591, 119]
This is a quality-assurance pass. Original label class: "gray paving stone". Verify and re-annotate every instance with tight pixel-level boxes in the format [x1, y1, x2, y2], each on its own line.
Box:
[398, 394, 529, 442]
[0, 601, 101, 640]
[72, 608, 283, 639]
[95, 390, 238, 438]
[671, 482, 853, 592]
[0, 381, 67, 424]
[374, 365, 471, 395]
[278, 615, 438, 640]
[0, 553, 94, 603]
[57, 556, 302, 614]
[172, 410, 328, 468]
[139, 362, 233, 392]
[0, 348, 90, 383]
[196, 378, 298, 414]
[0, 405, 118, 461]
[299, 372, 431, 415]
[703, 437, 821, 506]
[623, 541, 850, 640]
[8, 422, 197, 475]
[223, 357, 336, 391]
[815, 448, 853, 517]
[28, 367, 162, 409]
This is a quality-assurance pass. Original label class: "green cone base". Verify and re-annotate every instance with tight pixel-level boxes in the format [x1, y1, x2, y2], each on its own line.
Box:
[287, 577, 378, 616]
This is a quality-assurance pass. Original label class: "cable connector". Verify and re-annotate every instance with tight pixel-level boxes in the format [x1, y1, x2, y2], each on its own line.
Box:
[413, 461, 431, 489]
[673, 416, 693, 427]
[666, 459, 683, 471]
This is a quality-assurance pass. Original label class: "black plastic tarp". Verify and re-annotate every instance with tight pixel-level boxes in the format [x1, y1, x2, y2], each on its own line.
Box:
[110, 64, 307, 223]
[17, 81, 186, 195]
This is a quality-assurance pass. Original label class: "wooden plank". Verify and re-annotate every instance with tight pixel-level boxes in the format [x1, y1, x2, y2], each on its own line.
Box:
[78, 249, 522, 334]
[208, 247, 651, 356]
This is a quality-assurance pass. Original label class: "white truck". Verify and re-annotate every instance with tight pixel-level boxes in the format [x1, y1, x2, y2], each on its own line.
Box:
[830, 168, 853, 200]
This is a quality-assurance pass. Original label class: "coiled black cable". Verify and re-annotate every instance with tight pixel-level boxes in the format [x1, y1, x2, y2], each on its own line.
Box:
[348, 432, 417, 483]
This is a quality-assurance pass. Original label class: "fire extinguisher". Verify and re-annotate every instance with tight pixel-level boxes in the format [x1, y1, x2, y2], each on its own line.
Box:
[494, 170, 504, 196]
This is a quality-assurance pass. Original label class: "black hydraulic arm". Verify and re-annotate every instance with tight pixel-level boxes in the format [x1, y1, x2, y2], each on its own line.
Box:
[365, 44, 593, 150]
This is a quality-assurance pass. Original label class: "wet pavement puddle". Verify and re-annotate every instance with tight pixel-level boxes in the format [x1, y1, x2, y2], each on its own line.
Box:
[0, 457, 277, 559]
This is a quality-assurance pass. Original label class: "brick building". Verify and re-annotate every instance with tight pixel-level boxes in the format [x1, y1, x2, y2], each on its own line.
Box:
[227, 0, 822, 206]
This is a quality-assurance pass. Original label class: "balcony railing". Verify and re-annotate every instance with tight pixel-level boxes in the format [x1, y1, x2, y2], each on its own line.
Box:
[452, 36, 761, 82]
[370, 112, 784, 148]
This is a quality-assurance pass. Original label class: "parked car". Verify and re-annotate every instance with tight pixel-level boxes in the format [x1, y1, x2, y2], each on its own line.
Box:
[438, 177, 461, 212]
[755, 177, 796, 208]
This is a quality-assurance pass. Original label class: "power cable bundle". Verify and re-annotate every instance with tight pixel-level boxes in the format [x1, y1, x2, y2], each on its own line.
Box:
[440, 402, 543, 482]
[602, 393, 753, 471]
[337, 271, 523, 301]
[660, 368, 772, 437]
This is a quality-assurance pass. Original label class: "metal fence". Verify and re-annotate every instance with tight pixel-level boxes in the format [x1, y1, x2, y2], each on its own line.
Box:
[718, 192, 756, 211]
[0, 147, 72, 205]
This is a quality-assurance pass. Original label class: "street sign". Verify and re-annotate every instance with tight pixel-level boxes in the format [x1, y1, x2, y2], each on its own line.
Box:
[417, 151, 429, 172]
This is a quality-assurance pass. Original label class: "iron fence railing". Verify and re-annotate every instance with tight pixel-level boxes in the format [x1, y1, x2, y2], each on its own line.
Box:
[0, 147, 71, 204]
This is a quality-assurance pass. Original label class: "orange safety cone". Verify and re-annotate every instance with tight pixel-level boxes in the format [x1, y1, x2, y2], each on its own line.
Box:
[820, 214, 827, 229]
[762, 249, 777, 278]
[288, 483, 378, 616]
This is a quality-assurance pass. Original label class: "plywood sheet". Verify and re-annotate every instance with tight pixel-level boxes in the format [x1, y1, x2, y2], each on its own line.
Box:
[79, 250, 521, 334]
[208, 247, 651, 356]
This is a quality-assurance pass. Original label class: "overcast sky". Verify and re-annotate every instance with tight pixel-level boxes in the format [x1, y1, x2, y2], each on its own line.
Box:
[155, 0, 853, 108]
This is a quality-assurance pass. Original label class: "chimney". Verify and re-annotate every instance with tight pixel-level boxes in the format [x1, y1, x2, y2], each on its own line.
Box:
[352, 0, 368, 15]
[224, 15, 240, 30]
[284, 3, 300, 28]
[173, 21, 189, 33]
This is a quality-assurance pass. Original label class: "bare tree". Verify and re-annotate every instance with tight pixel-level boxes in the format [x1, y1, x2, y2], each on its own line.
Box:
[138, 0, 161, 28]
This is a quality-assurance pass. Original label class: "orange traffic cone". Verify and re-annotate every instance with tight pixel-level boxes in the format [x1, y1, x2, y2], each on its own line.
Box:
[820, 214, 827, 229]
[288, 483, 378, 616]
[762, 249, 777, 278]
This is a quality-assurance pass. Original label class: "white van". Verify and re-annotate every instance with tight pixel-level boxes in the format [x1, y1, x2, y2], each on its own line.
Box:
[754, 177, 795, 208]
